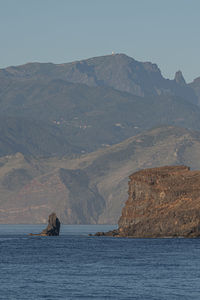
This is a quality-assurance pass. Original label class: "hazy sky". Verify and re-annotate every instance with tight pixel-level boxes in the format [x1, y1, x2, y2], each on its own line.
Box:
[0, 0, 200, 82]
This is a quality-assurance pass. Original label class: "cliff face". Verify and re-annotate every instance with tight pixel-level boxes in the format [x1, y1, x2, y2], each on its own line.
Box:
[117, 166, 200, 237]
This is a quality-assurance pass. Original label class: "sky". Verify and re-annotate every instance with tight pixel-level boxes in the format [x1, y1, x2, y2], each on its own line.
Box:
[0, 0, 200, 82]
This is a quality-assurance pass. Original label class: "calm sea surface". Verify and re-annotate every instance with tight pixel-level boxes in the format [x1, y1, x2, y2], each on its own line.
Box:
[0, 224, 199, 300]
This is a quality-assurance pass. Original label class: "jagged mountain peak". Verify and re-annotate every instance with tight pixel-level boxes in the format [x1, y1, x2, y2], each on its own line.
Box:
[174, 70, 186, 85]
[0, 53, 198, 104]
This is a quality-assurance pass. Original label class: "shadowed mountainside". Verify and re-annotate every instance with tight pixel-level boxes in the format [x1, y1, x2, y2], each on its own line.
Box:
[189, 77, 200, 105]
[0, 54, 200, 154]
[0, 80, 200, 154]
[0, 116, 80, 157]
[1, 53, 197, 103]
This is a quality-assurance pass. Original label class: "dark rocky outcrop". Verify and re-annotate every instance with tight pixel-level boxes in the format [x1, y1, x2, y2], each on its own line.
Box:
[29, 213, 60, 236]
[95, 166, 200, 238]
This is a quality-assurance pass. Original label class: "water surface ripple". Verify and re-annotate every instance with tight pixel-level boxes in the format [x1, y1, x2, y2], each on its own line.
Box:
[0, 225, 199, 300]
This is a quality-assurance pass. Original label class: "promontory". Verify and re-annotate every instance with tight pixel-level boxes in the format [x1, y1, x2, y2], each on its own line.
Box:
[95, 166, 200, 238]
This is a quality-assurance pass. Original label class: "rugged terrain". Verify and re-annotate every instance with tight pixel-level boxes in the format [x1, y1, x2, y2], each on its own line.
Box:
[1, 53, 197, 102]
[1, 54, 200, 224]
[1, 54, 200, 154]
[108, 166, 200, 238]
[1, 126, 200, 224]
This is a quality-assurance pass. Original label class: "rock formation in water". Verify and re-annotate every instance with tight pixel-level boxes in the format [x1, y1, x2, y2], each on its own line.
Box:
[95, 166, 200, 238]
[29, 212, 60, 236]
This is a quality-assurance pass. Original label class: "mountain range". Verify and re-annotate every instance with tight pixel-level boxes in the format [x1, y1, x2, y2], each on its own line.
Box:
[1, 53, 198, 101]
[1, 53, 200, 223]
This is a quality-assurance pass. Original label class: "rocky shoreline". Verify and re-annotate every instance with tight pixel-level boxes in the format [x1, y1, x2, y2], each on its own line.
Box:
[94, 166, 200, 238]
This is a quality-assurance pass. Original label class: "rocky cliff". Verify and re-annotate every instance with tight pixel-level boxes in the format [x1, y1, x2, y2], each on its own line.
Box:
[102, 166, 200, 237]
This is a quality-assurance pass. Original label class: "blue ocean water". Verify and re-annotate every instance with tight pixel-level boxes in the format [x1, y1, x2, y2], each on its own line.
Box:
[0, 225, 199, 300]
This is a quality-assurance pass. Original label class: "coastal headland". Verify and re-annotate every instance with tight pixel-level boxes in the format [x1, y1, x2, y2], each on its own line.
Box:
[95, 166, 200, 238]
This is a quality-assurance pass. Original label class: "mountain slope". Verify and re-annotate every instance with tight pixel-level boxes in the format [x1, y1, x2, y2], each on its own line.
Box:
[1, 78, 200, 153]
[0, 116, 79, 157]
[189, 77, 200, 105]
[0, 53, 200, 155]
[1, 54, 200, 224]
[1, 126, 200, 224]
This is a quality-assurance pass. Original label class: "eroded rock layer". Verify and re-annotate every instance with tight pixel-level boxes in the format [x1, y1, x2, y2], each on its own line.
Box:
[111, 166, 200, 237]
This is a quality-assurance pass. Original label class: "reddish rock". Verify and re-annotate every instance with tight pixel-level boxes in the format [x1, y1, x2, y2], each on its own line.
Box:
[100, 166, 200, 238]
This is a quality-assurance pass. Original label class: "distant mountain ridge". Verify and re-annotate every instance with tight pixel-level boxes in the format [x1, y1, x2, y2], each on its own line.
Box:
[1, 53, 198, 104]
[1, 54, 200, 223]
[1, 53, 200, 155]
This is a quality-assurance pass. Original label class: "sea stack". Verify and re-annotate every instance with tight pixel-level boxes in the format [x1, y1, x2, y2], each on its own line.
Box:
[96, 166, 200, 238]
[30, 212, 60, 236]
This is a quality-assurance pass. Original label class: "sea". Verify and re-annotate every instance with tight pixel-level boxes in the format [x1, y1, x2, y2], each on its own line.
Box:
[0, 224, 199, 300]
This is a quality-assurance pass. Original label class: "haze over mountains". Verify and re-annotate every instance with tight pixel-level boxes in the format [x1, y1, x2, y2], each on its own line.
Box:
[1, 53, 200, 154]
[1, 126, 200, 224]
[1, 53, 200, 223]
[1, 53, 198, 101]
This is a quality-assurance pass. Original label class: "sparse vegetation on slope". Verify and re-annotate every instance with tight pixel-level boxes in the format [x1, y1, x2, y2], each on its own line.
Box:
[1, 126, 200, 224]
